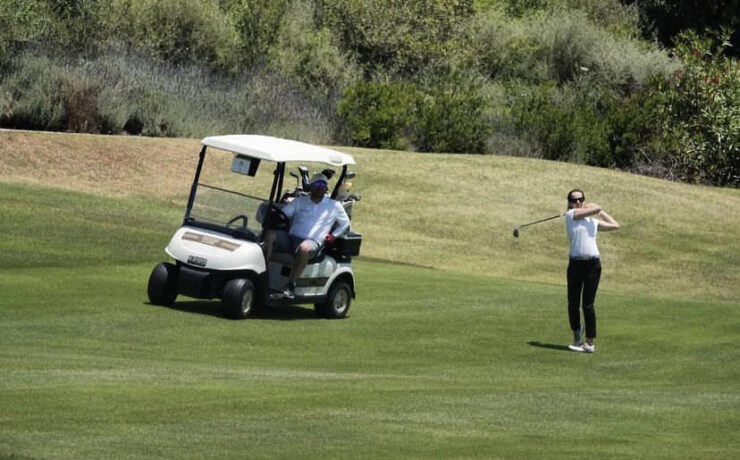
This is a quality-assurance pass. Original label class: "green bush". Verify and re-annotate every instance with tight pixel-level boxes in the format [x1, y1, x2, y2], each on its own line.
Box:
[41, 0, 108, 53]
[629, 0, 740, 58]
[271, 0, 357, 100]
[0, 0, 48, 57]
[337, 80, 418, 150]
[105, 0, 241, 72]
[0, 54, 67, 131]
[316, 0, 475, 77]
[652, 30, 740, 186]
[603, 84, 667, 170]
[223, 0, 289, 68]
[474, 8, 674, 91]
[533, 10, 674, 89]
[0, 46, 337, 140]
[507, 80, 615, 164]
[472, 6, 545, 81]
[413, 71, 492, 153]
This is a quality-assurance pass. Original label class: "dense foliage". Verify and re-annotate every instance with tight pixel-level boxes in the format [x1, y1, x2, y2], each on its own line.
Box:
[0, 0, 737, 186]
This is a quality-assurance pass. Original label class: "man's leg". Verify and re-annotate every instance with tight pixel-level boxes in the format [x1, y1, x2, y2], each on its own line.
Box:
[283, 238, 319, 298]
[290, 241, 314, 283]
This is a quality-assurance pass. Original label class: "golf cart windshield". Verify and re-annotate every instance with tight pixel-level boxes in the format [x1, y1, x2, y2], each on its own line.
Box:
[185, 148, 273, 241]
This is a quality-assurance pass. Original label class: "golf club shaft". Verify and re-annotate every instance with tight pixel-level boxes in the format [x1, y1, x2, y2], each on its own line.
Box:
[518, 213, 563, 229]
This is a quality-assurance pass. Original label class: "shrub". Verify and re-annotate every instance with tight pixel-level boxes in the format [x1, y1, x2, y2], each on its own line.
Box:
[0, 45, 337, 140]
[532, 9, 673, 88]
[412, 71, 492, 153]
[507, 79, 615, 164]
[104, 0, 241, 72]
[316, 0, 475, 77]
[629, 0, 740, 58]
[242, 67, 336, 144]
[0, 0, 48, 57]
[472, 6, 546, 81]
[0, 54, 66, 131]
[61, 75, 100, 133]
[41, 0, 108, 53]
[271, 0, 357, 100]
[223, 0, 289, 68]
[602, 84, 666, 170]
[337, 80, 418, 150]
[653, 30, 740, 186]
[473, 8, 675, 91]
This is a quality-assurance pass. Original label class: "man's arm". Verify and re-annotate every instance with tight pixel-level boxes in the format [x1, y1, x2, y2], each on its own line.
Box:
[597, 210, 620, 231]
[329, 203, 350, 238]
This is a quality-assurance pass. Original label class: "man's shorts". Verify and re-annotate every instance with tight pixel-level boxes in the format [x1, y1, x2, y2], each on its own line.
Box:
[274, 231, 320, 257]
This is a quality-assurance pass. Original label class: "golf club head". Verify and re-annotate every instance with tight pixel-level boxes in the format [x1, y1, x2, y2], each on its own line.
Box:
[513, 228, 519, 238]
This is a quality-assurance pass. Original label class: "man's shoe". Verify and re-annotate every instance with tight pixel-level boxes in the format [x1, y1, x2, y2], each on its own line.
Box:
[282, 282, 296, 299]
[583, 342, 595, 353]
[568, 342, 585, 352]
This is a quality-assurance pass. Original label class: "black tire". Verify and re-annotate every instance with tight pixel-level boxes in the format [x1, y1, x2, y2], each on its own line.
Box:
[147, 262, 178, 306]
[315, 280, 352, 319]
[222, 278, 256, 319]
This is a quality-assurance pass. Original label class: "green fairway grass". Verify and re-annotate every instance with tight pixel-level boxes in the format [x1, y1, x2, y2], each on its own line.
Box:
[2, 176, 739, 458]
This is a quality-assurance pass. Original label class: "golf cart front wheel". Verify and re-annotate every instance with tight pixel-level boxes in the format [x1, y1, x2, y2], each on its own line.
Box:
[315, 280, 352, 319]
[222, 278, 256, 319]
[147, 262, 178, 306]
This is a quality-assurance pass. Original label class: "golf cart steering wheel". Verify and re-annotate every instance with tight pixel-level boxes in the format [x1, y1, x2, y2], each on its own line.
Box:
[226, 214, 248, 229]
[264, 204, 289, 230]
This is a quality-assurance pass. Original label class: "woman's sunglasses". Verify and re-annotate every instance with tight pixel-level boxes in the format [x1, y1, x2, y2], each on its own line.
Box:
[568, 196, 585, 203]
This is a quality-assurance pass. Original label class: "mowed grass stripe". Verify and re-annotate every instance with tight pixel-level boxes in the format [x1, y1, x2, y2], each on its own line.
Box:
[0, 182, 181, 268]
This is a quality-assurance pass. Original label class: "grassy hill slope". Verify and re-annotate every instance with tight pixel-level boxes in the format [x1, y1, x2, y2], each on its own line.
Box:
[2, 130, 737, 302]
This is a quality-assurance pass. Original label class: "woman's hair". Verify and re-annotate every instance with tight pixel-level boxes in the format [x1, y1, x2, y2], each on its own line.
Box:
[567, 189, 585, 201]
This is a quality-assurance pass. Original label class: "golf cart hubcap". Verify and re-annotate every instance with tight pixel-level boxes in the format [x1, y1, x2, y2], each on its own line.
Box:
[242, 291, 253, 312]
[333, 289, 349, 312]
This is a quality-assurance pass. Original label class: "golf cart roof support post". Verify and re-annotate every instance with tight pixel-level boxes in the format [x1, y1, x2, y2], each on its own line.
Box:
[269, 162, 285, 203]
[276, 162, 285, 201]
[331, 165, 348, 200]
[184, 145, 207, 222]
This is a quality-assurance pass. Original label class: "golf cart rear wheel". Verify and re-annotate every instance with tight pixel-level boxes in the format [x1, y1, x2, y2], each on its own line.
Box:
[222, 278, 255, 319]
[147, 262, 178, 306]
[315, 280, 351, 319]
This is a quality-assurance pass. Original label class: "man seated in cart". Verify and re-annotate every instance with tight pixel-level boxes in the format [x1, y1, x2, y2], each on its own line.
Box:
[262, 173, 350, 299]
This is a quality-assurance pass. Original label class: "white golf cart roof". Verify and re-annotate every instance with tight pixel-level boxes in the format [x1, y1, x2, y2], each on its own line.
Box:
[202, 135, 355, 166]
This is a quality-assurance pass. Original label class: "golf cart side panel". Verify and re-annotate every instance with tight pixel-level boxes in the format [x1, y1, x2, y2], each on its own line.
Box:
[266, 254, 339, 294]
[318, 265, 355, 297]
[165, 226, 266, 273]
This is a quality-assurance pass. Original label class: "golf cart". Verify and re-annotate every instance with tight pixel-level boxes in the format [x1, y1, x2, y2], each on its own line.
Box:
[146, 135, 362, 319]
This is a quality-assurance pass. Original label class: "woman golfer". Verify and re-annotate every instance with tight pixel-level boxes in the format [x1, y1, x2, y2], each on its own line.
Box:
[564, 189, 620, 353]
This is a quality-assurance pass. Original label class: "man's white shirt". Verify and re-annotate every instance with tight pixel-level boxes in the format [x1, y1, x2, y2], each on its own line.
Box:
[282, 195, 350, 242]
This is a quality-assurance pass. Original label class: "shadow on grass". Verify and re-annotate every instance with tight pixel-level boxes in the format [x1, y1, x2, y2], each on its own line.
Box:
[145, 301, 321, 321]
[527, 341, 570, 352]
